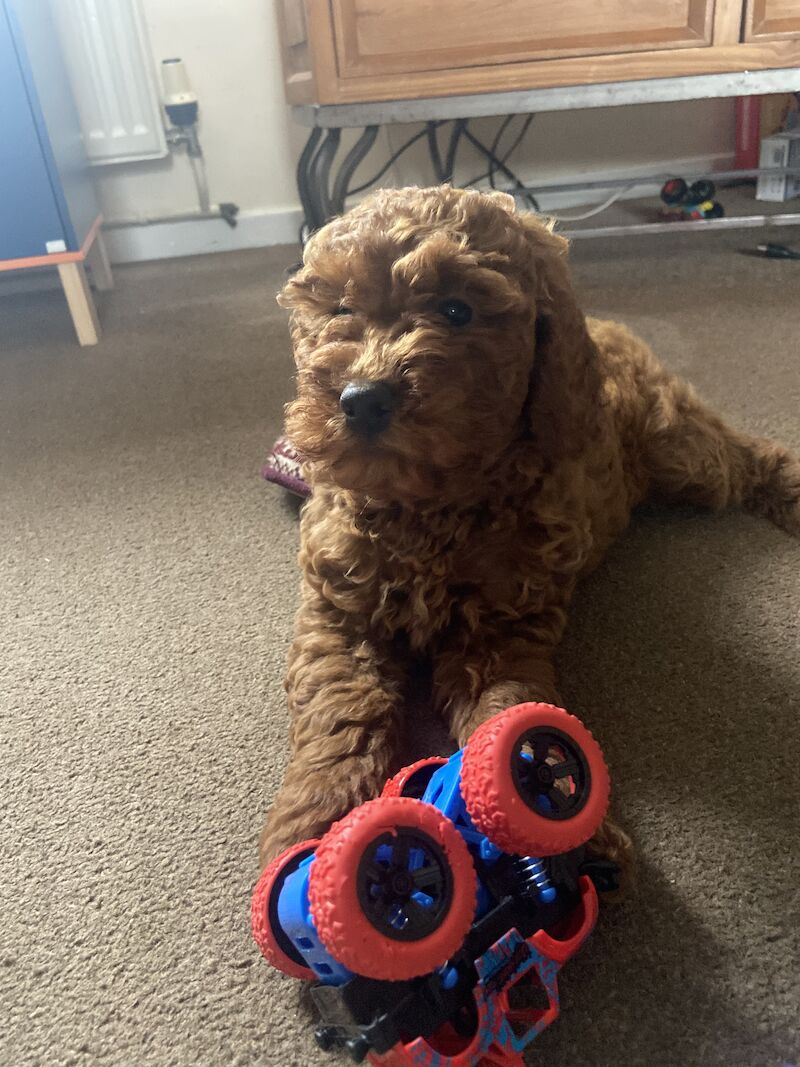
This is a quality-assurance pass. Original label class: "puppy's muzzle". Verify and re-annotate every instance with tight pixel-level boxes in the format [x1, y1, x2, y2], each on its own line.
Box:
[339, 380, 397, 437]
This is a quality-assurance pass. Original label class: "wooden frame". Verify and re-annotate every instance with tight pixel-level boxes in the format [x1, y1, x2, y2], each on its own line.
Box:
[330, 0, 714, 79]
[278, 0, 800, 105]
[744, 0, 800, 39]
[0, 214, 112, 346]
[713, 0, 746, 42]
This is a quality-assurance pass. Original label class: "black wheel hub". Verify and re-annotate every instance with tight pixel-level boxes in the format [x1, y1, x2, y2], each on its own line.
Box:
[391, 871, 413, 894]
[535, 763, 555, 787]
[356, 826, 453, 942]
[510, 726, 591, 822]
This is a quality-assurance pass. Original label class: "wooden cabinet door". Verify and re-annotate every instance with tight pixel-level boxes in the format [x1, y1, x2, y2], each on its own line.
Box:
[330, 0, 716, 78]
[744, 0, 800, 37]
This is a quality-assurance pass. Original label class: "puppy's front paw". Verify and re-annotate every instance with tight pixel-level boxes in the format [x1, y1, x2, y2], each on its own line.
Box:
[758, 454, 800, 537]
[784, 495, 800, 537]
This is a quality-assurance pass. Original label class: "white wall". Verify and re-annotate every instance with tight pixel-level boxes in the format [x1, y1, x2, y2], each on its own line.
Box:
[95, 0, 737, 258]
[94, 0, 304, 222]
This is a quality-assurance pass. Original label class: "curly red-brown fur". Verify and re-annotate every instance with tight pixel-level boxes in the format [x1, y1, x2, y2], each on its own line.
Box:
[258, 186, 800, 882]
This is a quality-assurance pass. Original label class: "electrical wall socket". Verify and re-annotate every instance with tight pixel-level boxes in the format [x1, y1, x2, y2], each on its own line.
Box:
[756, 131, 800, 202]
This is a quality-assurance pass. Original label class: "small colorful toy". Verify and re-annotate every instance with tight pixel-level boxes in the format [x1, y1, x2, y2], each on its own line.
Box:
[659, 177, 725, 221]
[252, 703, 616, 1066]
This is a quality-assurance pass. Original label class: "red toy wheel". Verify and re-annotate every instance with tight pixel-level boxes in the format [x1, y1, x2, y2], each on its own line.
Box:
[382, 757, 448, 799]
[308, 797, 477, 981]
[251, 839, 319, 980]
[461, 703, 609, 857]
[661, 177, 688, 205]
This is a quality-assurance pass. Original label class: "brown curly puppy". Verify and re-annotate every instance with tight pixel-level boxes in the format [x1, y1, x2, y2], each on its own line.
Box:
[259, 186, 800, 880]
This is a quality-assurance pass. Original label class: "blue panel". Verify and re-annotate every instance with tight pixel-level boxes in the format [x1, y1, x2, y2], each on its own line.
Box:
[9, 0, 98, 248]
[277, 859, 354, 986]
[0, 2, 67, 260]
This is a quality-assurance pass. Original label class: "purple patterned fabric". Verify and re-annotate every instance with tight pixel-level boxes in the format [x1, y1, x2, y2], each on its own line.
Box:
[262, 436, 310, 497]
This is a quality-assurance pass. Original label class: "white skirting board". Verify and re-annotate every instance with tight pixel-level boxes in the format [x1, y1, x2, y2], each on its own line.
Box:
[103, 207, 305, 264]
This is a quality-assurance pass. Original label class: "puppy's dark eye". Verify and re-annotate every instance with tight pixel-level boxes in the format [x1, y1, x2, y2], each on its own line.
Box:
[333, 306, 353, 316]
[438, 299, 472, 327]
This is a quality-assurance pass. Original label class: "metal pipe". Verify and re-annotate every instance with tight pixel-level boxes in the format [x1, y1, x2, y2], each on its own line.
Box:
[164, 124, 214, 217]
[522, 166, 800, 197]
[105, 208, 230, 228]
[565, 212, 800, 239]
[135, 122, 238, 227]
[189, 152, 211, 213]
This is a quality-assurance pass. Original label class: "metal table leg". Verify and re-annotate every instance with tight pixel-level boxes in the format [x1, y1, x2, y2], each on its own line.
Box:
[309, 127, 342, 227]
[296, 126, 323, 236]
[296, 126, 345, 236]
[297, 125, 387, 238]
[443, 119, 466, 183]
[426, 122, 445, 183]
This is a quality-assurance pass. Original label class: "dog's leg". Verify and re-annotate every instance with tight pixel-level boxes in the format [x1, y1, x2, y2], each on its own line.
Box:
[641, 371, 800, 535]
[258, 596, 404, 868]
[434, 637, 635, 897]
[435, 641, 560, 744]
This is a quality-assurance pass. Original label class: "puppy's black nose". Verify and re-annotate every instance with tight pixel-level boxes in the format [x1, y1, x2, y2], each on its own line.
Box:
[339, 380, 397, 436]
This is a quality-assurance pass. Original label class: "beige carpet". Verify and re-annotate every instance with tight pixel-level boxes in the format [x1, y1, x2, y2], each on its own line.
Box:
[1, 230, 798, 1067]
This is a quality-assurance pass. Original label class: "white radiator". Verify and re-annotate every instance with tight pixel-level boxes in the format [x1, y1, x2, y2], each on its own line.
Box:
[51, 0, 167, 165]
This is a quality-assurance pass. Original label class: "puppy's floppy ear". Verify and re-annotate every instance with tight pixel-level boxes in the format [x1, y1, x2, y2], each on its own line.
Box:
[277, 225, 329, 312]
[276, 264, 311, 311]
[521, 217, 601, 463]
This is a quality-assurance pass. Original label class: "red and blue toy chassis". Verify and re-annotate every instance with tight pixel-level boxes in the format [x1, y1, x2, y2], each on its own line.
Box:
[252, 703, 616, 1067]
[343, 872, 600, 1066]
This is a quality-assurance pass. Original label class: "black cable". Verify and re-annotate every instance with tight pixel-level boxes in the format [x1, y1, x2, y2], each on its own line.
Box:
[499, 114, 534, 176]
[426, 120, 452, 181]
[426, 121, 445, 182]
[759, 242, 800, 259]
[346, 123, 446, 196]
[462, 125, 540, 211]
[488, 115, 515, 189]
[443, 118, 467, 183]
[325, 114, 537, 210]
[465, 115, 535, 190]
